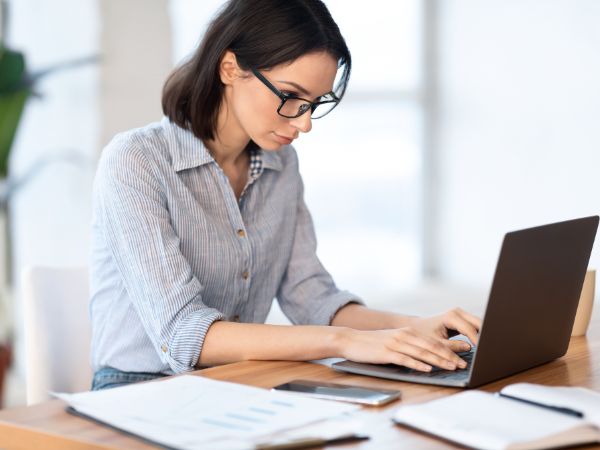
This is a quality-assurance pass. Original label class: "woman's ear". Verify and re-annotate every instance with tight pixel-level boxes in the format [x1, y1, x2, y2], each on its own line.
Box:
[219, 50, 243, 86]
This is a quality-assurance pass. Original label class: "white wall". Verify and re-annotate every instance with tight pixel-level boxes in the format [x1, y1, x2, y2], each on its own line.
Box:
[100, 0, 171, 147]
[8, 0, 100, 376]
[435, 0, 600, 287]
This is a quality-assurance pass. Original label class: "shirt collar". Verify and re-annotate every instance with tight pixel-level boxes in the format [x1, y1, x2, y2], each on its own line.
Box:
[163, 117, 283, 173]
[260, 148, 283, 171]
[163, 117, 213, 172]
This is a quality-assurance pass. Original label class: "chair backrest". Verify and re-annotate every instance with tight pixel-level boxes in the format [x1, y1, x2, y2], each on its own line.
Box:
[22, 266, 91, 405]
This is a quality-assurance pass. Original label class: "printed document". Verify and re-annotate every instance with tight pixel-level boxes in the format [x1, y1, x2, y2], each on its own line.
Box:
[54, 375, 359, 449]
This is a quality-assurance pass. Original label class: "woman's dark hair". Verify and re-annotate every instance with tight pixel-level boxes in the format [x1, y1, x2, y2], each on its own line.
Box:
[162, 0, 352, 142]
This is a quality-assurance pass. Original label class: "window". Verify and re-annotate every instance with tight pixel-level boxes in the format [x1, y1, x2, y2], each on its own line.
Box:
[302, 1, 424, 299]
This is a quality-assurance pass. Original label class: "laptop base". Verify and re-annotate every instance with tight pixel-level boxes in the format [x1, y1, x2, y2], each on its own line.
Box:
[332, 350, 474, 387]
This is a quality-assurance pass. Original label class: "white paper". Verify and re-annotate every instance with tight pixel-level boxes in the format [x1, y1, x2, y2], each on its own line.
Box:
[213, 417, 367, 450]
[54, 375, 359, 450]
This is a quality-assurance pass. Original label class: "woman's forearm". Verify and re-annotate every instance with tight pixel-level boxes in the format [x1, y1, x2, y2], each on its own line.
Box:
[331, 303, 416, 330]
[198, 305, 481, 371]
[198, 304, 416, 367]
[198, 321, 347, 366]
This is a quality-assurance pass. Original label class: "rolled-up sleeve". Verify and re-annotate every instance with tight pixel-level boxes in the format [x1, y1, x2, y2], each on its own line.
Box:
[95, 140, 224, 373]
[276, 176, 364, 325]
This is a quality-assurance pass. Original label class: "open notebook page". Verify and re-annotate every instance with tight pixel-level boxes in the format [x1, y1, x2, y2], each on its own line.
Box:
[501, 383, 600, 425]
[393, 390, 598, 450]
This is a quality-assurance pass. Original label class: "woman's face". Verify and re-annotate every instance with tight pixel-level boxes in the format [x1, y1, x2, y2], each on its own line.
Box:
[222, 51, 339, 151]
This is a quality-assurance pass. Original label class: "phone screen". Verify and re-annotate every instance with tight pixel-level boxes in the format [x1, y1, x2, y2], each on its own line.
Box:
[272, 379, 401, 405]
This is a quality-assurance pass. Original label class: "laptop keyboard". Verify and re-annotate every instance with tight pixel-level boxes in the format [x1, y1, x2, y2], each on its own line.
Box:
[380, 349, 475, 380]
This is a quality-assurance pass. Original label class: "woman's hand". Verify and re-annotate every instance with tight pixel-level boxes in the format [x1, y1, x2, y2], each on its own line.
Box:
[337, 326, 472, 372]
[407, 308, 482, 346]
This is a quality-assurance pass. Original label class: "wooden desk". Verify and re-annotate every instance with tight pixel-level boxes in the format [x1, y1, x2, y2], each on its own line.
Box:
[0, 318, 598, 450]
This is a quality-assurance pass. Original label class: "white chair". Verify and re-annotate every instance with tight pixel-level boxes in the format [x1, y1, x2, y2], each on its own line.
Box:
[22, 266, 92, 405]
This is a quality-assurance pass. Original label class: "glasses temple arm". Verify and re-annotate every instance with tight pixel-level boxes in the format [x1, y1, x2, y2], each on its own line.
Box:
[250, 68, 286, 101]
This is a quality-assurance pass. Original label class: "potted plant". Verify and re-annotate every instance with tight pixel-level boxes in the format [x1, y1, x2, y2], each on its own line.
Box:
[0, 0, 97, 406]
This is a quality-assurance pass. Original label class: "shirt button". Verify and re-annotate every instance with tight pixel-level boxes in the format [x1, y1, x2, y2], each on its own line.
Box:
[242, 270, 250, 280]
[237, 229, 246, 238]
[161, 344, 168, 353]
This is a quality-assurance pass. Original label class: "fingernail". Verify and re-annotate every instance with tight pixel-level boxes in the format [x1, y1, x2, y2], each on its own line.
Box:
[422, 364, 432, 372]
[459, 360, 467, 369]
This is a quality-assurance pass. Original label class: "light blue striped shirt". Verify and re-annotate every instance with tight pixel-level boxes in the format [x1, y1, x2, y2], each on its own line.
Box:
[89, 117, 362, 374]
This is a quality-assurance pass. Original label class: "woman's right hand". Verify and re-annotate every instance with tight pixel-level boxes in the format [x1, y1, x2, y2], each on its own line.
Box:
[337, 327, 472, 372]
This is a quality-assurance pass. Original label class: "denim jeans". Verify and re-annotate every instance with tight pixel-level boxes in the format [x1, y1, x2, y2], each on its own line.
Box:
[91, 367, 168, 391]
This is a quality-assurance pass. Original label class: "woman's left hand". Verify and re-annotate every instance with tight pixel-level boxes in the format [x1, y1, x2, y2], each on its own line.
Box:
[408, 308, 482, 347]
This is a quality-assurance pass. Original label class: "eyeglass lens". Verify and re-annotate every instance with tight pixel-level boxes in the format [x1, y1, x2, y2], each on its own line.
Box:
[279, 97, 337, 119]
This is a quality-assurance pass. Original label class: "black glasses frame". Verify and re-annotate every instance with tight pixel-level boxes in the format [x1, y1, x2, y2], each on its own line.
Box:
[249, 67, 339, 119]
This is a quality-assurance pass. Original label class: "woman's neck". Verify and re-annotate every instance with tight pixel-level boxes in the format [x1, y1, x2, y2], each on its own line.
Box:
[204, 97, 250, 168]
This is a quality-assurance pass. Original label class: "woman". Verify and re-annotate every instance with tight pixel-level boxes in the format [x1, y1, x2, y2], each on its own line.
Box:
[90, 0, 481, 390]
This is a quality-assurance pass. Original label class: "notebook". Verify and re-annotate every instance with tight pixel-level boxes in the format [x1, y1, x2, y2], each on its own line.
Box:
[334, 216, 599, 387]
[393, 383, 600, 450]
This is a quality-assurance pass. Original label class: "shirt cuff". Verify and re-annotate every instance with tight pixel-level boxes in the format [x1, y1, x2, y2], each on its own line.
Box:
[162, 308, 225, 373]
[311, 291, 365, 326]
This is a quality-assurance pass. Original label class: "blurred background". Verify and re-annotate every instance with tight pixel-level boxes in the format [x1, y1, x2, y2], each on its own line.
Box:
[1, 0, 599, 407]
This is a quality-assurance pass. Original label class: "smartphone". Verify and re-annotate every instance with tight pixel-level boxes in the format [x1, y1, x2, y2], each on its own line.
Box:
[271, 379, 401, 406]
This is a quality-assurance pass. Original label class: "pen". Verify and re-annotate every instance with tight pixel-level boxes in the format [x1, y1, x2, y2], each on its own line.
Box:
[497, 393, 584, 418]
[254, 433, 369, 450]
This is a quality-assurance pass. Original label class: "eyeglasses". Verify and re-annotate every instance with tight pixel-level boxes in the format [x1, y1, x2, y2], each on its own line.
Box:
[249, 67, 340, 119]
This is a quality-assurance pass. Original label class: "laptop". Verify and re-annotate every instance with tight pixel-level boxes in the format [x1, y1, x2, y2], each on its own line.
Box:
[333, 216, 599, 388]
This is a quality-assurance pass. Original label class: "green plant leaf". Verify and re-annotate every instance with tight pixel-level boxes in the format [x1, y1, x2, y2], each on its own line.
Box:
[0, 88, 29, 178]
[0, 46, 97, 179]
[0, 47, 26, 93]
[0, 44, 29, 178]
